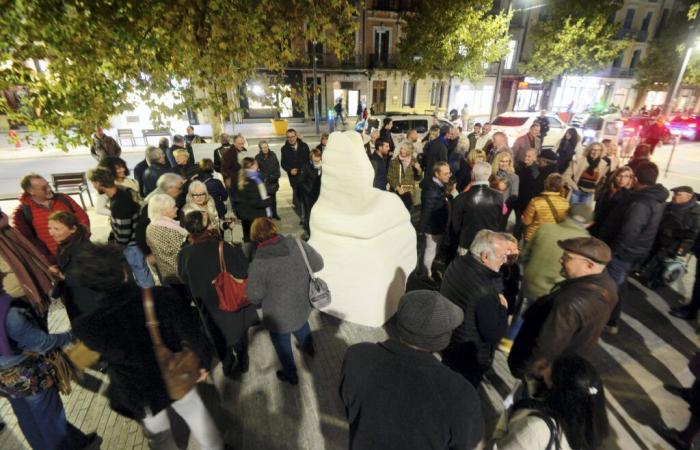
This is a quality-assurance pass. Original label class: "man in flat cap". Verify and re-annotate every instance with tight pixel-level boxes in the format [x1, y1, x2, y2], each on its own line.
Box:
[637, 185, 700, 290]
[340, 290, 484, 450]
[508, 236, 618, 385]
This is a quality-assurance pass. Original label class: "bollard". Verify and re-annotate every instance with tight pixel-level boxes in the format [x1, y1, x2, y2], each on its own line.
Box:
[664, 136, 679, 177]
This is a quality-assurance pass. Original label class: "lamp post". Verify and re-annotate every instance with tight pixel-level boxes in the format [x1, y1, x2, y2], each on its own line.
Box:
[490, 0, 512, 122]
[664, 14, 700, 117]
[312, 40, 320, 135]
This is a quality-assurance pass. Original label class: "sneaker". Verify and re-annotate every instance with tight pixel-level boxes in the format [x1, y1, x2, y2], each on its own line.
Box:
[604, 325, 619, 335]
[670, 306, 698, 321]
[276, 370, 299, 386]
[497, 338, 513, 354]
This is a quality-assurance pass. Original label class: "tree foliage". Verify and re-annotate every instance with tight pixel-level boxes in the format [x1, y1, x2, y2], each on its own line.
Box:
[523, 0, 628, 81]
[0, 0, 357, 149]
[396, 0, 511, 81]
[635, 1, 700, 91]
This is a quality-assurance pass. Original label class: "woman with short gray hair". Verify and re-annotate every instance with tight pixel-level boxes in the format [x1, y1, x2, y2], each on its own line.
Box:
[146, 194, 188, 288]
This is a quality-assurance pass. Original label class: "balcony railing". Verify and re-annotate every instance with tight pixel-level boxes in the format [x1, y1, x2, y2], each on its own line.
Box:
[289, 53, 400, 70]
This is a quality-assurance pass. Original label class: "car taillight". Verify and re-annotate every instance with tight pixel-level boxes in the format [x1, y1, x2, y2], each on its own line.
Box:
[690, 123, 697, 128]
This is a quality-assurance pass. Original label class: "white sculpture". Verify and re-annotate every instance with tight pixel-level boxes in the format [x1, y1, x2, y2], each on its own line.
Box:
[308, 131, 417, 327]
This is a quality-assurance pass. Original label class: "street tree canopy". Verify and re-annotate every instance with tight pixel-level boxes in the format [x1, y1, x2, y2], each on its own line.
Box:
[0, 0, 357, 149]
[396, 0, 511, 81]
[523, 0, 627, 81]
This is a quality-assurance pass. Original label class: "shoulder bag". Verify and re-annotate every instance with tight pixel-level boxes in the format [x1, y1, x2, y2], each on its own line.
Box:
[295, 239, 331, 309]
[212, 241, 249, 312]
[142, 288, 200, 400]
[542, 195, 563, 223]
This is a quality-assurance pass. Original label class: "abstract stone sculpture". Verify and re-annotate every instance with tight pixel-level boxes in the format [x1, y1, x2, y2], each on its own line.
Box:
[308, 131, 417, 327]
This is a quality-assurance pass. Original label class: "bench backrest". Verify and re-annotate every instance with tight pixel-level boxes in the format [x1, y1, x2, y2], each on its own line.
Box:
[52, 172, 88, 190]
[117, 128, 135, 138]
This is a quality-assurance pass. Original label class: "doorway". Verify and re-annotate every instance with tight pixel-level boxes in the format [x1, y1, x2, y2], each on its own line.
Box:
[372, 80, 387, 113]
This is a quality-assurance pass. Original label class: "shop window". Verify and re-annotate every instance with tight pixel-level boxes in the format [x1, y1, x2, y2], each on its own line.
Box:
[430, 81, 444, 106]
[504, 40, 517, 70]
[402, 80, 416, 107]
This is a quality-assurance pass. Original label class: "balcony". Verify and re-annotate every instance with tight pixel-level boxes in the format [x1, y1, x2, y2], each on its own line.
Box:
[287, 53, 399, 71]
[595, 67, 636, 78]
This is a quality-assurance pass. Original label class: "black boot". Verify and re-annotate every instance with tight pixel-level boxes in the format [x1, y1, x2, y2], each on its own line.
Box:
[670, 305, 699, 320]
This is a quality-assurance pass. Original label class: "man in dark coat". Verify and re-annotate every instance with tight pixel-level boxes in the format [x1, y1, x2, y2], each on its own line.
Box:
[221, 134, 247, 206]
[440, 229, 510, 388]
[369, 139, 390, 191]
[508, 237, 618, 384]
[597, 161, 669, 333]
[90, 126, 122, 161]
[379, 117, 395, 156]
[142, 147, 173, 198]
[340, 290, 484, 450]
[452, 161, 504, 253]
[133, 157, 149, 199]
[213, 133, 232, 173]
[467, 123, 482, 152]
[255, 142, 282, 220]
[419, 162, 451, 278]
[420, 125, 448, 189]
[166, 134, 193, 168]
[281, 129, 310, 217]
[637, 186, 700, 287]
[513, 148, 542, 237]
[299, 149, 323, 235]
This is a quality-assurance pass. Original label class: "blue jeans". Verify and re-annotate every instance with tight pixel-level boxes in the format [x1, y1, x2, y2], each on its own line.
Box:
[269, 322, 312, 377]
[570, 189, 593, 205]
[123, 244, 155, 288]
[9, 387, 88, 450]
[606, 257, 635, 326]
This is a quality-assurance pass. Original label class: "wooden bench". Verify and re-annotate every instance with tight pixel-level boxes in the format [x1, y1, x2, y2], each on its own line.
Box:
[51, 172, 93, 210]
[142, 129, 171, 146]
[117, 128, 142, 146]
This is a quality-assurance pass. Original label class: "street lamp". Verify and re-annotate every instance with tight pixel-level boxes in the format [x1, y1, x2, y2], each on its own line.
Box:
[312, 40, 320, 135]
[664, 15, 700, 116]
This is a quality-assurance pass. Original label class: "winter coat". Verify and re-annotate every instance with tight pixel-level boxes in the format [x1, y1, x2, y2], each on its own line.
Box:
[590, 186, 630, 238]
[562, 156, 608, 193]
[236, 176, 273, 221]
[514, 163, 544, 213]
[379, 128, 396, 154]
[142, 162, 173, 198]
[369, 153, 389, 190]
[177, 240, 258, 348]
[221, 147, 244, 185]
[146, 219, 188, 284]
[174, 162, 198, 181]
[521, 192, 569, 241]
[281, 140, 311, 188]
[512, 134, 541, 163]
[246, 236, 323, 333]
[133, 159, 149, 198]
[441, 255, 507, 369]
[597, 184, 669, 263]
[387, 157, 421, 192]
[55, 227, 104, 321]
[521, 219, 590, 300]
[255, 151, 281, 195]
[553, 138, 581, 174]
[165, 144, 193, 168]
[299, 162, 322, 207]
[72, 285, 212, 420]
[451, 184, 504, 249]
[90, 135, 122, 161]
[420, 139, 448, 188]
[12, 193, 90, 259]
[508, 272, 618, 379]
[213, 144, 232, 173]
[653, 200, 700, 256]
[418, 178, 449, 235]
[493, 406, 573, 450]
[340, 339, 484, 450]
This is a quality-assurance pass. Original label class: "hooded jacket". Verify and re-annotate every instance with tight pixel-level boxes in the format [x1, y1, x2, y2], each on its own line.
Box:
[598, 184, 669, 262]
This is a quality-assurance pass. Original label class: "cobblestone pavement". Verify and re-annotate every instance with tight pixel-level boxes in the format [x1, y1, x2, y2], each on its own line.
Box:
[1, 180, 699, 450]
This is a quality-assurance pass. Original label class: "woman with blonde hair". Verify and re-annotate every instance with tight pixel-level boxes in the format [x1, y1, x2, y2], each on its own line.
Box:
[492, 151, 520, 208]
[563, 142, 608, 205]
[521, 173, 570, 241]
[388, 142, 422, 210]
[146, 193, 188, 288]
[237, 157, 273, 242]
[181, 180, 225, 232]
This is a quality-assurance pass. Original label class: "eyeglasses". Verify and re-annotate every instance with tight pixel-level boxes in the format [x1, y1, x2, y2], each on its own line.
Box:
[192, 193, 207, 197]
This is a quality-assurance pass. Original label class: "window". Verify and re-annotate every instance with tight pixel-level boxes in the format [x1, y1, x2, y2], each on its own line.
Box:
[390, 120, 411, 134]
[402, 80, 416, 107]
[640, 12, 652, 32]
[630, 49, 642, 70]
[430, 81, 444, 106]
[504, 39, 517, 70]
[622, 9, 635, 30]
[612, 51, 624, 68]
[656, 9, 669, 38]
[492, 116, 528, 126]
[546, 116, 563, 129]
[373, 27, 391, 64]
[411, 120, 428, 133]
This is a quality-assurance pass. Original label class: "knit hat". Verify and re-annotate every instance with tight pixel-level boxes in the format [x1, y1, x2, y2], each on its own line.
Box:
[396, 290, 464, 352]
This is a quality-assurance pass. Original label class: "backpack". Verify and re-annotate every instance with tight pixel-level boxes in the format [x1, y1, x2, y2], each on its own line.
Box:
[21, 194, 75, 237]
[511, 398, 561, 450]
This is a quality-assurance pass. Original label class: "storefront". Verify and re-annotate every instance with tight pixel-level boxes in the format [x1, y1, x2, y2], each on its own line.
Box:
[513, 77, 545, 112]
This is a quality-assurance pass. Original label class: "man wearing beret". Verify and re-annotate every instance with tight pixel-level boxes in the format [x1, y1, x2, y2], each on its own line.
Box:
[508, 236, 618, 384]
[339, 290, 484, 450]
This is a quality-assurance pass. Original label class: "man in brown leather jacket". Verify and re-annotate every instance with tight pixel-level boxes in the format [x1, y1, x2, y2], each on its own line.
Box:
[508, 236, 618, 381]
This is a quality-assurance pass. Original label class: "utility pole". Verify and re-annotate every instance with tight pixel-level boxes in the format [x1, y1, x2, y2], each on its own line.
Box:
[664, 13, 700, 116]
[490, 0, 512, 121]
[312, 41, 320, 135]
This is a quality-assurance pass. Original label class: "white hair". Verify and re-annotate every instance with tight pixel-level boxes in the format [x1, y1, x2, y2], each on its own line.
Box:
[186, 180, 209, 205]
[148, 193, 175, 219]
[469, 229, 505, 261]
[472, 161, 492, 182]
[145, 146, 164, 164]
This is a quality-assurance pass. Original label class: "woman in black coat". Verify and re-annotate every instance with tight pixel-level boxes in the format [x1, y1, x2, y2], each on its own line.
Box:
[254, 141, 281, 220]
[47, 211, 104, 321]
[236, 157, 273, 242]
[195, 158, 228, 218]
[589, 166, 634, 238]
[70, 243, 222, 449]
[555, 127, 580, 174]
[178, 211, 258, 378]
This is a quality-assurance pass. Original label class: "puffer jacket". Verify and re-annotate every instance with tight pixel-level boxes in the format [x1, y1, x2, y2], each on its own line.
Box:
[598, 184, 669, 262]
[521, 192, 570, 241]
[654, 199, 700, 256]
[451, 184, 504, 249]
[508, 272, 618, 379]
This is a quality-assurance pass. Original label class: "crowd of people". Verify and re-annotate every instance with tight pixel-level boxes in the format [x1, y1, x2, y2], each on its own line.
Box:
[0, 115, 698, 450]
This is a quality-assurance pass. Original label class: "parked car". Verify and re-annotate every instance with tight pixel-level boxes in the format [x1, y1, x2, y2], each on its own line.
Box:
[667, 115, 700, 141]
[622, 116, 672, 143]
[578, 113, 623, 144]
[373, 113, 453, 144]
[490, 112, 567, 149]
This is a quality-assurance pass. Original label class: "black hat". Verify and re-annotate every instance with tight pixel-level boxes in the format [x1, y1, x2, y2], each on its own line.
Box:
[671, 186, 694, 195]
[396, 290, 463, 352]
